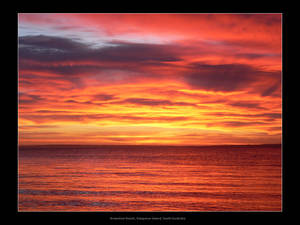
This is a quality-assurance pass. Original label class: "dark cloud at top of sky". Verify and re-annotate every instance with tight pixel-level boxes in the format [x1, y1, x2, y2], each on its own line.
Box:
[19, 35, 89, 51]
[184, 63, 260, 92]
[19, 35, 182, 64]
[183, 62, 281, 93]
[18, 35, 281, 95]
[18, 35, 183, 89]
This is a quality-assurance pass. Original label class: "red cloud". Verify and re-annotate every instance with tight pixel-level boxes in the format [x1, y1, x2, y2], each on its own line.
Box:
[18, 14, 282, 146]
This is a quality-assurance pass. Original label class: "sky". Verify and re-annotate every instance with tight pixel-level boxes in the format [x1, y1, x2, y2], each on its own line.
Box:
[18, 13, 282, 146]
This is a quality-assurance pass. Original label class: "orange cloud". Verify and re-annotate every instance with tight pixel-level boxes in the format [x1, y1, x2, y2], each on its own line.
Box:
[18, 13, 282, 146]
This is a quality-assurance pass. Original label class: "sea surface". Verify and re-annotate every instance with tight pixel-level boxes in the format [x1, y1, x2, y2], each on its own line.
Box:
[18, 144, 282, 211]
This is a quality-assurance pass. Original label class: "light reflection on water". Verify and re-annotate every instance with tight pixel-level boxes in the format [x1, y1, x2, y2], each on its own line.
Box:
[18, 145, 281, 211]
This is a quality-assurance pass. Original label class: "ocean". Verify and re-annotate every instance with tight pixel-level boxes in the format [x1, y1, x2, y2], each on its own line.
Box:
[18, 144, 281, 211]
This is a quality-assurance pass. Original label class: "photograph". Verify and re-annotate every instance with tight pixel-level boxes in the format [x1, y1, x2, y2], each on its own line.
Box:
[18, 13, 282, 213]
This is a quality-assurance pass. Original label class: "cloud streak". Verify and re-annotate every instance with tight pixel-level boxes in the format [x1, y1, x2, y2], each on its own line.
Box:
[19, 35, 182, 64]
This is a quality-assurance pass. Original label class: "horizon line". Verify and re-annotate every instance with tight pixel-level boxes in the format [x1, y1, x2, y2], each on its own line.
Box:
[18, 143, 282, 148]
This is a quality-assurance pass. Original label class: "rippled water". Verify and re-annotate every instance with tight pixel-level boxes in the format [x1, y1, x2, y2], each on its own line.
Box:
[18, 145, 281, 211]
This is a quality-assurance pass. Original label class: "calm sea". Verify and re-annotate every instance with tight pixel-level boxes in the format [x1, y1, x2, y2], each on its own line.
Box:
[18, 145, 281, 211]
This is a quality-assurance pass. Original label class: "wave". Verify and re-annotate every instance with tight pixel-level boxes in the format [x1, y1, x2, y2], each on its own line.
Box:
[19, 189, 281, 200]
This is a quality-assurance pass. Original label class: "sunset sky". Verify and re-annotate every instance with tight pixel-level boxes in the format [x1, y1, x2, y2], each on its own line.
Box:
[18, 13, 282, 146]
